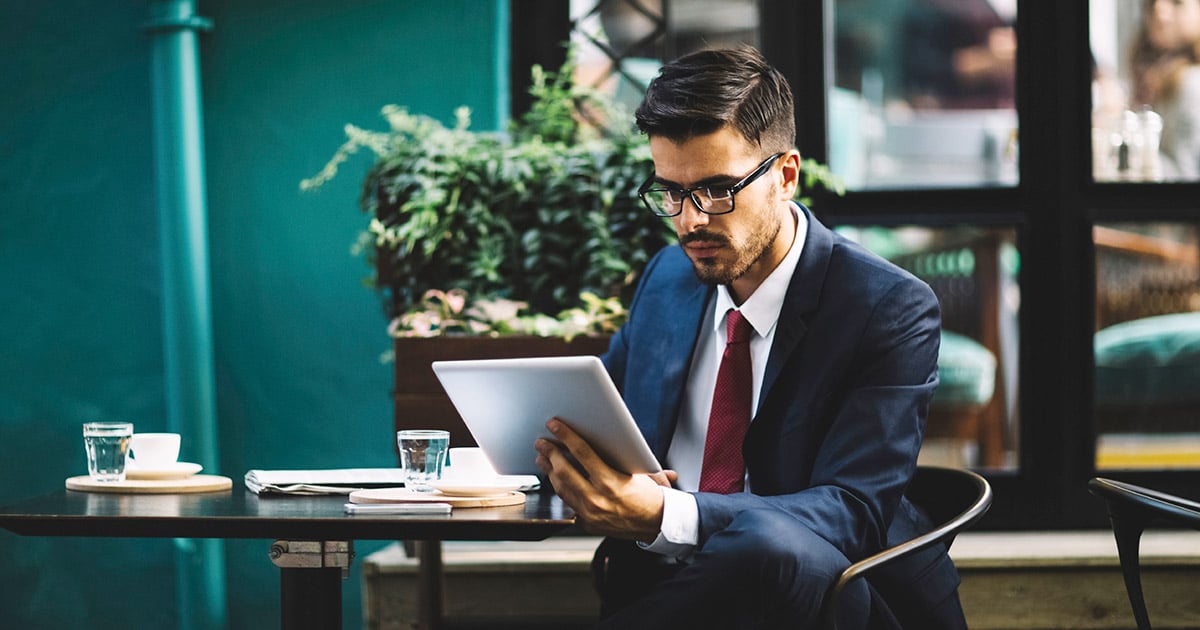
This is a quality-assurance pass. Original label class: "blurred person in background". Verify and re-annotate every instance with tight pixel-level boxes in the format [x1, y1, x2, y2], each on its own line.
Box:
[902, 0, 1016, 110]
[1130, 0, 1200, 178]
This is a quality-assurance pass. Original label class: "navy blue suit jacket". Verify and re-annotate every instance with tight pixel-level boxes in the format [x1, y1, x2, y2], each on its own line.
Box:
[602, 207, 962, 626]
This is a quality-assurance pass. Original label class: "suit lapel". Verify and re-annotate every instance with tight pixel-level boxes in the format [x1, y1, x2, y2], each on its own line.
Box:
[652, 280, 713, 460]
[759, 207, 834, 408]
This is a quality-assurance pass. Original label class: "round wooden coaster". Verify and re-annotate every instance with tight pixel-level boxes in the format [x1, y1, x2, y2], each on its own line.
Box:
[348, 488, 526, 507]
[65, 474, 233, 494]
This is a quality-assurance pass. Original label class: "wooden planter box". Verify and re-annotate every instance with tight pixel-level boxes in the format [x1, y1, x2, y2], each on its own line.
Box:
[392, 335, 612, 457]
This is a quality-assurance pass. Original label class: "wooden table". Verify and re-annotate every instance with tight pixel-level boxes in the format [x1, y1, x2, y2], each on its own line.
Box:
[0, 487, 575, 629]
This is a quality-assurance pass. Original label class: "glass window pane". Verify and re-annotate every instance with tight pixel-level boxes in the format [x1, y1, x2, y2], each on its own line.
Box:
[569, 0, 760, 112]
[830, 0, 1019, 189]
[1095, 221, 1200, 469]
[837, 224, 1021, 470]
[1091, 0, 1200, 182]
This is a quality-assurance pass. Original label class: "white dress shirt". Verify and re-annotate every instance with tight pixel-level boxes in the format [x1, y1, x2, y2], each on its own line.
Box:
[642, 204, 807, 559]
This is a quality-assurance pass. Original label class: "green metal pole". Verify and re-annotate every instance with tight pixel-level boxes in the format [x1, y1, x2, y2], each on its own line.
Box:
[145, 2, 227, 628]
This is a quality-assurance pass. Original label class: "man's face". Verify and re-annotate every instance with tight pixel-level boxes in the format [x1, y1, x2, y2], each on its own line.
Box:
[648, 126, 791, 288]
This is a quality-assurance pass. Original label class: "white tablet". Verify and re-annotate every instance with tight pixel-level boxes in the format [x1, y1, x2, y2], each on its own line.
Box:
[431, 355, 662, 477]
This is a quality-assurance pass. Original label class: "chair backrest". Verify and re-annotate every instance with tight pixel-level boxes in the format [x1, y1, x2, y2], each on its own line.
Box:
[1088, 477, 1200, 630]
[907, 466, 994, 537]
[1089, 477, 1200, 527]
[823, 465, 993, 630]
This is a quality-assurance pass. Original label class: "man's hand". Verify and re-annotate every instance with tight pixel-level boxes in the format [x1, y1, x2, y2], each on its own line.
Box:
[534, 417, 677, 542]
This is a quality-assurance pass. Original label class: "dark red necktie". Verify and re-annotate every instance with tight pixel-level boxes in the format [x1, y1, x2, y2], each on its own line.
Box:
[698, 309, 754, 494]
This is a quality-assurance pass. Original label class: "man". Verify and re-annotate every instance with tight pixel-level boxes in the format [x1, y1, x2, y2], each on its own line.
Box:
[534, 45, 964, 629]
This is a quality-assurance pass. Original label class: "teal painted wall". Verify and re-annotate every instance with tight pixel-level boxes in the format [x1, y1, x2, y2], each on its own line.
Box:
[0, 1, 506, 627]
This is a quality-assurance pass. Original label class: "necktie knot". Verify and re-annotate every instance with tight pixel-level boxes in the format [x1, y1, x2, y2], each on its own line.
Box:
[726, 309, 753, 344]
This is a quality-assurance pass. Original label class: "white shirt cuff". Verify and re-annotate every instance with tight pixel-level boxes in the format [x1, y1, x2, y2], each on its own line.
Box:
[637, 487, 699, 559]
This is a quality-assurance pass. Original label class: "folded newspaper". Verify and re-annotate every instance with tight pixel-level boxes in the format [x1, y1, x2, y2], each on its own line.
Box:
[244, 468, 409, 495]
[245, 468, 543, 495]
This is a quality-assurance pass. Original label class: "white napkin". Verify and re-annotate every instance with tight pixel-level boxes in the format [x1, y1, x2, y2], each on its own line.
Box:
[244, 468, 408, 495]
[437, 471, 542, 491]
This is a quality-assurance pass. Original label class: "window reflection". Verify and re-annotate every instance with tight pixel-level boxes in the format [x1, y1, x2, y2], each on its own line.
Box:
[831, 0, 1019, 189]
[1092, 0, 1200, 181]
[837, 225, 1021, 470]
[1095, 222, 1200, 469]
[569, 0, 759, 113]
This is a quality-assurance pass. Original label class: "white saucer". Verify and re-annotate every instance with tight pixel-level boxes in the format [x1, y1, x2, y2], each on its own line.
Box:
[427, 478, 527, 497]
[125, 461, 203, 480]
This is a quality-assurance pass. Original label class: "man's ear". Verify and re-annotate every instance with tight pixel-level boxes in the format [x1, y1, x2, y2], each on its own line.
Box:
[778, 150, 802, 201]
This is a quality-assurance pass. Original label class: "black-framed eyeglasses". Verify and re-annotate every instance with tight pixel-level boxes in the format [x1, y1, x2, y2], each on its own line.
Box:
[638, 152, 785, 217]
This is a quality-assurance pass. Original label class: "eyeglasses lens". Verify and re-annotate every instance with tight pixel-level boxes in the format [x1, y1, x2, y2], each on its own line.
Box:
[645, 188, 733, 216]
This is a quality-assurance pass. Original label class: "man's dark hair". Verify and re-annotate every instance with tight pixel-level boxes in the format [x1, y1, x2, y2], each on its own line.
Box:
[635, 45, 795, 153]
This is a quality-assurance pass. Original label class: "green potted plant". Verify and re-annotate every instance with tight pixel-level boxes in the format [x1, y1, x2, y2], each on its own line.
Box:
[304, 61, 673, 338]
[304, 60, 675, 444]
[304, 59, 842, 445]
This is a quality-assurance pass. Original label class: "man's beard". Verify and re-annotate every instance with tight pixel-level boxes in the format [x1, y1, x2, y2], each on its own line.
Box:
[683, 215, 781, 286]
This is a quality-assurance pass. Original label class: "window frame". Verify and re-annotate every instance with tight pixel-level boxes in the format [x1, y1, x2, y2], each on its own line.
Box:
[515, 0, 1200, 530]
[774, 0, 1200, 529]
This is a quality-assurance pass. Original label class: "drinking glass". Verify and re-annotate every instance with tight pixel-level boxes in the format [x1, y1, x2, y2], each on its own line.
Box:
[83, 422, 134, 482]
[397, 429, 449, 492]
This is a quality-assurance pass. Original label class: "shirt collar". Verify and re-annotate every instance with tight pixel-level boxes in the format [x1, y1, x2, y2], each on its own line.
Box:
[713, 203, 808, 338]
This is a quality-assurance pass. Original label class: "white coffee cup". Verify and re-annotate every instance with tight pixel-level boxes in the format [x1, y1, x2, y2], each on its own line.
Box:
[443, 447, 497, 481]
[128, 433, 181, 468]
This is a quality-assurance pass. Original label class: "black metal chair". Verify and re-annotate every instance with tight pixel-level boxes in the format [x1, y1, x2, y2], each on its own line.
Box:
[1088, 477, 1200, 630]
[821, 465, 993, 630]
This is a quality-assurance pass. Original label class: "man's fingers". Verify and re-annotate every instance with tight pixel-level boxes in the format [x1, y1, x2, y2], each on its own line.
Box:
[649, 469, 678, 487]
[534, 449, 553, 475]
[546, 418, 605, 472]
[536, 436, 591, 497]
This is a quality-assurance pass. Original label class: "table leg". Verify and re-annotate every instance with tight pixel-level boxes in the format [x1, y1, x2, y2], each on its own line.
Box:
[270, 540, 354, 630]
[280, 566, 342, 629]
[415, 540, 445, 630]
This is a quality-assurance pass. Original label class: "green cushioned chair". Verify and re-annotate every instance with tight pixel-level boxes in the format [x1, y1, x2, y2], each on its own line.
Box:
[934, 331, 996, 407]
[1095, 312, 1200, 407]
[1095, 311, 1200, 434]
[925, 332, 997, 467]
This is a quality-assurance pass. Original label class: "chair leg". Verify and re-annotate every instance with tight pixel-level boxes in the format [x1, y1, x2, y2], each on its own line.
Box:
[1109, 510, 1153, 630]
